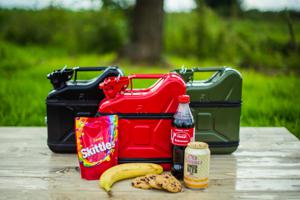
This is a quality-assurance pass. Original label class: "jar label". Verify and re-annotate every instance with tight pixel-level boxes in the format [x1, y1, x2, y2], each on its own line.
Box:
[184, 152, 210, 188]
[171, 127, 194, 146]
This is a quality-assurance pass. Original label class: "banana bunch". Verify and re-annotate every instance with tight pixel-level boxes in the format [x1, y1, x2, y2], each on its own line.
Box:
[99, 163, 163, 192]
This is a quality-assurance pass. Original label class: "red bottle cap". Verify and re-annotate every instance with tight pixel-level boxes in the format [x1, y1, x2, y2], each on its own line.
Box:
[178, 95, 190, 103]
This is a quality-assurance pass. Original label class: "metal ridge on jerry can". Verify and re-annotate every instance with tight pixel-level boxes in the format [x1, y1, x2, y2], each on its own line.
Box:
[97, 72, 186, 170]
[46, 66, 124, 153]
[173, 67, 242, 154]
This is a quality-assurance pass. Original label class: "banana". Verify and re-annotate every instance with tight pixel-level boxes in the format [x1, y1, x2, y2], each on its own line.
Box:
[99, 163, 163, 192]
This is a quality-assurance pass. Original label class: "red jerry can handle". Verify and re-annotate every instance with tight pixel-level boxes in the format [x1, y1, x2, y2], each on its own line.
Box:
[127, 74, 166, 92]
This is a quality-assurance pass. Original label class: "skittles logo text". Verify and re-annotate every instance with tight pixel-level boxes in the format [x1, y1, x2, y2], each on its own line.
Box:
[81, 141, 115, 159]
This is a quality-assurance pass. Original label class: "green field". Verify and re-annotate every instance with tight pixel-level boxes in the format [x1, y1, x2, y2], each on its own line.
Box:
[0, 42, 299, 138]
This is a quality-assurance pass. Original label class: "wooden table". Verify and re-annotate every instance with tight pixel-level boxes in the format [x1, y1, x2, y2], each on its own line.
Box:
[0, 127, 299, 199]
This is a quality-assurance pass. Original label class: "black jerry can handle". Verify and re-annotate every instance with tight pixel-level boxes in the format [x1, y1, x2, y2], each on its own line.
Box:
[73, 66, 108, 81]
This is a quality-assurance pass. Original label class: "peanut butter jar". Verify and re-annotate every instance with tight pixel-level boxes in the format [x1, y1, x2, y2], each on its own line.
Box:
[184, 142, 210, 189]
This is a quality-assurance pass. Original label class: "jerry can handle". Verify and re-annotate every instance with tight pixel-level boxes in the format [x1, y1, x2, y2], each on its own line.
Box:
[192, 67, 225, 72]
[128, 74, 166, 91]
[190, 67, 225, 82]
[73, 66, 108, 81]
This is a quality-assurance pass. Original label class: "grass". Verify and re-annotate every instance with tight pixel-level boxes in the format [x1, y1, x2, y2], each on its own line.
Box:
[1, 9, 300, 70]
[0, 43, 299, 138]
[164, 11, 300, 70]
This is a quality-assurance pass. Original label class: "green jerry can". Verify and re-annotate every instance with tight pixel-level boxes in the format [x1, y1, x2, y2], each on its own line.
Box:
[173, 67, 242, 154]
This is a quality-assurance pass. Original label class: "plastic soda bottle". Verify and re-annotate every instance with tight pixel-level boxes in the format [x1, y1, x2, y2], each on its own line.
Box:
[171, 95, 195, 179]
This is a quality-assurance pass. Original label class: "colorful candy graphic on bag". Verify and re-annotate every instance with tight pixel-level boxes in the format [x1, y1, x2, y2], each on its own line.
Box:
[75, 115, 118, 180]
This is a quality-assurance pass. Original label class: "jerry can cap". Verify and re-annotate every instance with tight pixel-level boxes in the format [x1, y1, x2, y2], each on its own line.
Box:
[178, 95, 190, 103]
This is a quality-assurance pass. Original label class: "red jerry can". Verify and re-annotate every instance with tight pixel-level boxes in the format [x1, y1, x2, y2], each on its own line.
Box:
[98, 73, 186, 170]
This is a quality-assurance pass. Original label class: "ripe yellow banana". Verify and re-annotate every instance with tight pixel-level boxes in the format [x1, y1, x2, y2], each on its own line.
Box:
[99, 163, 163, 192]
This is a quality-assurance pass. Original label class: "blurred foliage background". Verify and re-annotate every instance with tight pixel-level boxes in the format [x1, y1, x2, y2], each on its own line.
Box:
[0, 0, 299, 138]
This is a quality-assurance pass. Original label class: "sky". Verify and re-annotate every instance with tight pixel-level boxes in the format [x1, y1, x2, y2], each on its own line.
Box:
[0, 0, 300, 12]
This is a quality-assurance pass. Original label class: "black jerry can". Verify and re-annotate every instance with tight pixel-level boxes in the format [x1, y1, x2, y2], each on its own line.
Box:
[46, 66, 124, 153]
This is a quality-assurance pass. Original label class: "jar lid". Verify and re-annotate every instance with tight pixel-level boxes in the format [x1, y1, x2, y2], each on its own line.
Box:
[188, 142, 209, 149]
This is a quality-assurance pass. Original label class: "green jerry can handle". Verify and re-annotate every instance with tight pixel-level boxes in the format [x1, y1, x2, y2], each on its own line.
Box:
[191, 67, 225, 82]
[192, 67, 225, 72]
[174, 67, 225, 83]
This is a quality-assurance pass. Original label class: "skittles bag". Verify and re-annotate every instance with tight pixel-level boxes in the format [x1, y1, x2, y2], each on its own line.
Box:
[75, 115, 118, 180]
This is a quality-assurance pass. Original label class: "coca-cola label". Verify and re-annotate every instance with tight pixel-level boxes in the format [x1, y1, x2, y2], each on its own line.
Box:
[171, 127, 194, 146]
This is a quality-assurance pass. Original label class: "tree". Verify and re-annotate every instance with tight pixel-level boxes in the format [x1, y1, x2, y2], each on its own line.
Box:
[122, 0, 164, 64]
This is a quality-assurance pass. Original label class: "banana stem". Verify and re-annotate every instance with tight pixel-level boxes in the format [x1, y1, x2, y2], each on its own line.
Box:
[107, 190, 112, 197]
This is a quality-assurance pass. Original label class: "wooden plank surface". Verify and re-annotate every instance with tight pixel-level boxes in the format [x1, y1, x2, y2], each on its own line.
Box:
[0, 127, 299, 200]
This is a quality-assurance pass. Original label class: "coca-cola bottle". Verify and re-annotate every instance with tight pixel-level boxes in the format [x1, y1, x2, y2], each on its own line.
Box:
[171, 95, 194, 179]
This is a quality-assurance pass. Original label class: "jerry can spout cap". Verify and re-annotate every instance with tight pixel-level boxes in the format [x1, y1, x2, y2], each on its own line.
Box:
[47, 66, 74, 90]
[100, 76, 129, 99]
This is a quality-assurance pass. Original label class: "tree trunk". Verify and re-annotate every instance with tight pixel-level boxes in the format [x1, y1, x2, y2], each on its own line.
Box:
[285, 11, 297, 52]
[123, 0, 164, 64]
